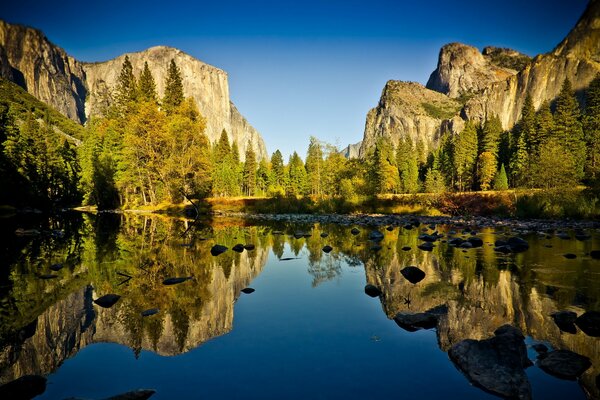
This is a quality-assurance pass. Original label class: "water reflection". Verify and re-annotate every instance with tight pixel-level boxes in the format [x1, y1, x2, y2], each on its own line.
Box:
[0, 214, 599, 399]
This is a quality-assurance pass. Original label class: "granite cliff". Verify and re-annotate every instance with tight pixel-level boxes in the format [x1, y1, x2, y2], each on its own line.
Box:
[360, 0, 600, 156]
[0, 21, 266, 160]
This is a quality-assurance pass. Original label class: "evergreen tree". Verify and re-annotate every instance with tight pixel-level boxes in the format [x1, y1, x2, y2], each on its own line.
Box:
[531, 139, 578, 189]
[509, 130, 529, 187]
[553, 78, 585, 180]
[396, 137, 419, 193]
[518, 95, 538, 154]
[242, 144, 257, 196]
[115, 55, 137, 112]
[256, 159, 271, 195]
[584, 73, 600, 180]
[493, 164, 509, 190]
[215, 129, 232, 160]
[368, 138, 398, 195]
[138, 61, 157, 103]
[535, 100, 554, 147]
[479, 114, 503, 157]
[287, 152, 307, 196]
[452, 121, 478, 191]
[424, 167, 446, 194]
[271, 150, 285, 189]
[305, 136, 323, 196]
[163, 59, 184, 112]
[477, 152, 496, 191]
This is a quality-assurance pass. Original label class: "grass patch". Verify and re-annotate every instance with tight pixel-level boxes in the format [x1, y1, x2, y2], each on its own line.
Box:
[421, 101, 461, 120]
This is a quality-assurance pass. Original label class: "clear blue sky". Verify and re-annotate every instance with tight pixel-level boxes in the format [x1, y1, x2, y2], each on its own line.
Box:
[1, 0, 589, 159]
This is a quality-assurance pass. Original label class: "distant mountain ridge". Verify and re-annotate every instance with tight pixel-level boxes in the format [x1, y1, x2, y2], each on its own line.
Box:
[360, 0, 600, 156]
[0, 20, 267, 160]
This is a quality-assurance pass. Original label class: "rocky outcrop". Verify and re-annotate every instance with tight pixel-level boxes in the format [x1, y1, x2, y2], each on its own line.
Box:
[426, 43, 529, 99]
[358, 81, 461, 157]
[0, 21, 266, 160]
[340, 141, 361, 159]
[0, 20, 87, 122]
[463, 0, 600, 129]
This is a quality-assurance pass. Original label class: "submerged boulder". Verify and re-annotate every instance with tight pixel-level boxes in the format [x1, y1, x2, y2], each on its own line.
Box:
[417, 242, 434, 251]
[322, 245, 333, 253]
[210, 244, 228, 256]
[551, 310, 578, 334]
[232, 243, 245, 252]
[241, 287, 255, 294]
[162, 277, 192, 285]
[448, 325, 531, 400]
[351, 228, 360, 235]
[364, 284, 382, 298]
[400, 266, 426, 284]
[537, 350, 591, 380]
[94, 294, 121, 308]
[368, 230, 384, 242]
[575, 311, 600, 337]
[141, 308, 160, 317]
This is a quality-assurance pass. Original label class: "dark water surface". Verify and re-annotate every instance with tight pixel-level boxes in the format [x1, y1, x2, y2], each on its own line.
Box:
[0, 213, 599, 399]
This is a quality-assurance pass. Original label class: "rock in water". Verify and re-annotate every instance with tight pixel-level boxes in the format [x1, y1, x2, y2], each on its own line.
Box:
[417, 242, 434, 251]
[39, 274, 59, 279]
[364, 284, 382, 297]
[49, 263, 64, 271]
[551, 310, 578, 334]
[232, 243, 245, 253]
[590, 250, 600, 259]
[210, 244, 228, 256]
[394, 312, 438, 332]
[575, 311, 600, 337]
[162, 277, 192, 285]
[351, 228, 360, 235]
[241, 287, 255, 294]
[104, 389, 157, 400]
[141, 308, 159, 317]
[400, 266, 426, 284]
[368, 230, 384, 242]
[563, 253, 577, 259]
[94, 294, 121, 308]
[0, 375, 47, 399]
[448, 325, 532, 400]
[538, 350, 591, 380]
[320, 232, 329, 238]
[401, 246, 411, 251]
[322, 245, 333, 253]
[244, 244, 255, 250]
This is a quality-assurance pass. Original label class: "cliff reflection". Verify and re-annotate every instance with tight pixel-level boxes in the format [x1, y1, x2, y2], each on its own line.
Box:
[0, 217, 599, 398]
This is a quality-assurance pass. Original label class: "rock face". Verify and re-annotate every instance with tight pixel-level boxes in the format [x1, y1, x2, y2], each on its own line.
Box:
[426, 43, 529, 99]
[340, 141, 362, 159]
[463, 0, 600, 129]
[0, 21, 266, 160]
[358, 81, 461, 157]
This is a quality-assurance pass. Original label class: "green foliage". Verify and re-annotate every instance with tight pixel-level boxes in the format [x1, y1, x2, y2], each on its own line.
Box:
[396, 137, 419, 193]
[553, 79, 585, 179]
[452, 121, 478, 191]
[424, 167, 446, 194]
[305, 136, 324, 196]
[368, 138, 399, 195]
[584, 73, 600, 180]
[530, 138, 578, 189]
[421, 102, 460, 120]
[0, 78, 84, 139]
[163, 59, 184, 113]
[287, 151, 307, 196]
[115, 55, 138, 112]
[493, 164, 509, 190]
[477, 151, 496, 191]
[242, 144, 257, 196]
[479, 114, 503, 156]
[485, 48, 531, 71]
[138, 61, 157, 103]
[211, 130, 239, 197]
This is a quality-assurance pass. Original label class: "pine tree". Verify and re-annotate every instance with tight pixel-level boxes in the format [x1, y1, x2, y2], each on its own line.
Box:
[477, 152, 496, 191]
[553, 78, 585, 180]
[519, 96, 538, 154]
[493, 164, 509, 190]
[479, 114, 503, 157]
[215, 129, 231, 160]
[584, 73, 600, 180]
[510, 130, 529, 187]
[535, 100, 554, 147]
[271, 150, 284, 188]
[287, 152, 306, 196]
[452, 121, 478, 191]
[115, 55, 137, 111]
[424, 167, 446, 194]
[138, 61, 157, 103]
[396, 137, 419, 193]
[163, 59, 184, 112]
[305, 136, 323, 196]
[242, 144, 257, 196]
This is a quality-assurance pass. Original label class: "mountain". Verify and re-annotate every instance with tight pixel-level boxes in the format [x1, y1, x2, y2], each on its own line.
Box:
[358, 81, 463, 158]
[426, 43, 530, 99]
[360, 0, 600, 156]
[0, 20, 267, 160]
[464, 0, 600, 128]
[340, 141, 362, 159]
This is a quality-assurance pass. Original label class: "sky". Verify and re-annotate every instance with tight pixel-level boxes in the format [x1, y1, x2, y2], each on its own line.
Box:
[0, 0, 590, 159]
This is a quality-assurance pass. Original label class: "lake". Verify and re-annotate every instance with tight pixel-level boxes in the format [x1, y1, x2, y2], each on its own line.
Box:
[0, 212, 598, 399]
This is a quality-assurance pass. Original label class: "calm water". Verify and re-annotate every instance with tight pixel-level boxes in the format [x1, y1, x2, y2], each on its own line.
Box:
[0, 212, 599, 399]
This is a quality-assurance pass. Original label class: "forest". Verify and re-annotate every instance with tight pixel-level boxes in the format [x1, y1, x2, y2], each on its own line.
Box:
[1, 56, 600, 214]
